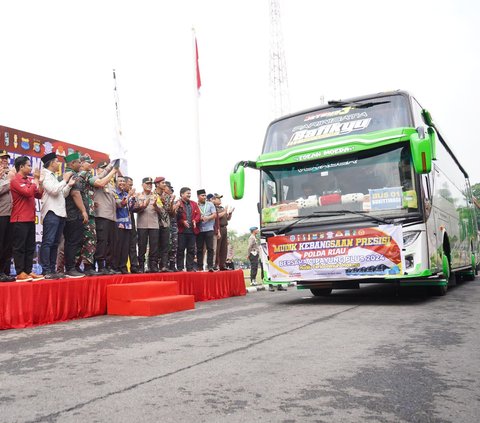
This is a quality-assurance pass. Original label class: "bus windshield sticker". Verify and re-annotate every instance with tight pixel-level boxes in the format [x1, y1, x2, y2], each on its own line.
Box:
[297, 159, 358, 174]
[368, 187, 403, 210]
[304, 106, 354, 121]
[266, 225, 404, 281]
[287, 118, 372, 147]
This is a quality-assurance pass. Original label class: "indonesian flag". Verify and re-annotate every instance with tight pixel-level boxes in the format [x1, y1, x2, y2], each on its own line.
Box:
[195, 36, 201, 94]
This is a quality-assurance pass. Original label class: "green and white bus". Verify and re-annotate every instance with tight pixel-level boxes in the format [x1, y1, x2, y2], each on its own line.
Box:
[231, 90, 479, 296]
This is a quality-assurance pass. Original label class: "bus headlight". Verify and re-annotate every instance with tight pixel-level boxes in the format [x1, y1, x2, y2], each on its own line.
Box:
[403, 231, 421, 247]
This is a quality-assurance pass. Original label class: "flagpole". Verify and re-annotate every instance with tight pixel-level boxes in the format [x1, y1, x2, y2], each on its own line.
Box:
[112, 69, 128, 175]
[113, 69, 122, 136]
[192, 27, 202, 187]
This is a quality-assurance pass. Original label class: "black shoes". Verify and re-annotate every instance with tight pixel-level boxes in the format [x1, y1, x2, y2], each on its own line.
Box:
[44, 273, 61, 280]
[65, 269, 86, 279]
[83, 266, 98, 276]
[0, 273, 16, 282]
[269, 284, 287, 291]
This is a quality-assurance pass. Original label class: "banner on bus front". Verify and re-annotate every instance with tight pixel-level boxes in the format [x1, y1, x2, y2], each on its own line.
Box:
[266, 225, 404, 281]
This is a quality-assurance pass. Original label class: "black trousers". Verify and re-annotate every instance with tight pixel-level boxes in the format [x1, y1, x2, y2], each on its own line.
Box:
[177, 232, 196, 271]
[95, 217, 115, 268]
[114, 228, 131, 271]
[196, 230, 214, 270]
[12, 221, 36, 275]
[158, 226, 170, 269]
[0, 215, 13, 274]
[138, 228, 159, 271]
[128, 213, 139, 268]
[249, 253, 264, 282]
[64, 217, 84, 272]
[216, 226, 228, 270]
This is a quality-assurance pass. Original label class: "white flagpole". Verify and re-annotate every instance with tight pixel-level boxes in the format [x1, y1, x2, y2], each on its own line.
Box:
[112, 69, 128, 175]
[192, 28, 202, 187]
[113, 69, 122, 135]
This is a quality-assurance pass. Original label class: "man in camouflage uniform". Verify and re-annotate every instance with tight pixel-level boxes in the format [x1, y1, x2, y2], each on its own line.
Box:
[76, 155, 117, 276]
[165, 181, 179, 271]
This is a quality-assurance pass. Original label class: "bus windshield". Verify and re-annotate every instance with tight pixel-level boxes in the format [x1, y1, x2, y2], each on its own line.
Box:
[260, 144, 419, 225]
[263, 95, 410, 154]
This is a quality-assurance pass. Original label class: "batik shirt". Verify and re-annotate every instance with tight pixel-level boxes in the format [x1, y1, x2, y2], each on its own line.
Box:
[114, 188, 132, 229]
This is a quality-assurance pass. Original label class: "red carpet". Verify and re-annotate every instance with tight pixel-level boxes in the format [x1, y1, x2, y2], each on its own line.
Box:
[0, 270, 246, 330]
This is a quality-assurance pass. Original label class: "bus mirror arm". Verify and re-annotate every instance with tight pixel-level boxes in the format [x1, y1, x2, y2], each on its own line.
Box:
[233, 160, 257, 172]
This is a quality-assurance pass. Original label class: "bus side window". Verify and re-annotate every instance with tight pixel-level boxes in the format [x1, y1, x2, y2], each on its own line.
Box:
[264, 179, 277, 206]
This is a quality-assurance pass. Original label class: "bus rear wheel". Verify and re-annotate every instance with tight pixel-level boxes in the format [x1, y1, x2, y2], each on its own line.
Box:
[310, 288, 333, 296]
[463, 253, 478, 281]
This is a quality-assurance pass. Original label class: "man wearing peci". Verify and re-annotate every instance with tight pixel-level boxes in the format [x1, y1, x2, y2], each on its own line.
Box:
[39, 152, 75, 279]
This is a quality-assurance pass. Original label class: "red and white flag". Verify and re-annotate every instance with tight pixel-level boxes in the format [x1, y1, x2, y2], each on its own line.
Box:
[195, 36, 202, 95]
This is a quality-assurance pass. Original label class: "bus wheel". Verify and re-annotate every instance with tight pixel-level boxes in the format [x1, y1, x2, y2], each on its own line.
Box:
[430, 284, 448, 296]
[460, 254, 476, 281]
[466, 253, 478, 280]
[310, 288, 333, 296]
[430, 254, 450, 296]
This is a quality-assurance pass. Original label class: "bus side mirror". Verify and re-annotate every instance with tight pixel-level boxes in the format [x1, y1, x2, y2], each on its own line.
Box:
[230, 164, 245, 199]
[410, 129, 434, 174]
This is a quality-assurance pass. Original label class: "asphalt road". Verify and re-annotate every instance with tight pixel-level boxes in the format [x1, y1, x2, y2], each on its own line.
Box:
[1, 278, 480, 423]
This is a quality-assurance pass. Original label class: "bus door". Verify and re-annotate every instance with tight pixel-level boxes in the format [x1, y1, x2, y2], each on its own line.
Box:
[424, 169, 440, 272]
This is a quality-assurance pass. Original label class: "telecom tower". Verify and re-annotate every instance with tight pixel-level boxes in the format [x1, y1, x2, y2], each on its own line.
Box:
[269, 0, 290, 119]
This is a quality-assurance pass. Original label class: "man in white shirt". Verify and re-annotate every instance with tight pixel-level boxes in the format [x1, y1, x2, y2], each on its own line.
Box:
[39, 152, 75, 279]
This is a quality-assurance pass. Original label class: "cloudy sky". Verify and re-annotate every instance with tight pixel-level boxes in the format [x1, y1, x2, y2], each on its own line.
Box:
[1, 0, 479, 232]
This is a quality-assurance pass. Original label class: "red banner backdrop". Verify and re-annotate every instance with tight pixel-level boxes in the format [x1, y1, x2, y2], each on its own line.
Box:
[1, 125, 110, 164]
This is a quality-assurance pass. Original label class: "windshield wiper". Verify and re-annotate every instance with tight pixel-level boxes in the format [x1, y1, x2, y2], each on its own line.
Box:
[313, 209, 392, 225]
[270, 214, 319, 236]
[327, 100, 390, 109]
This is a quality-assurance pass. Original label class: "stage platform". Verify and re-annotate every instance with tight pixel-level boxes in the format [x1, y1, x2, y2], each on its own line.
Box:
[0, 270, 246, 330]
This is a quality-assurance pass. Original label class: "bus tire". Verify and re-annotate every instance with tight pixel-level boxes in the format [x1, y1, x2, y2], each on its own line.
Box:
[466, 253, 478, 280]
[462, 254, 476, 281]
[310, 288, 333, 296]
[430, 284, 448, 296]
[431, 254, 450, 296]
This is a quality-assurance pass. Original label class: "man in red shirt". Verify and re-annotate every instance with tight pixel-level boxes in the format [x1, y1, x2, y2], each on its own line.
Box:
[10, 156, 44, 282]
[175, 187, 201, 272]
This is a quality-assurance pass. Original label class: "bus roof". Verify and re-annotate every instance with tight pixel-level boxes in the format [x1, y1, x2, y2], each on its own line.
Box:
[267, 90, 411, 127]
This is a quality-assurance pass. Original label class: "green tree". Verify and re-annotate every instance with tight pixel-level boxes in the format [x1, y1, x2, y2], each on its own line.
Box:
[227, 229, 250, 266]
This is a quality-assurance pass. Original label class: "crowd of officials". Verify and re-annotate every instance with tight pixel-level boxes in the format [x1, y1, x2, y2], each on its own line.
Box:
[0, 150, 234, 282]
